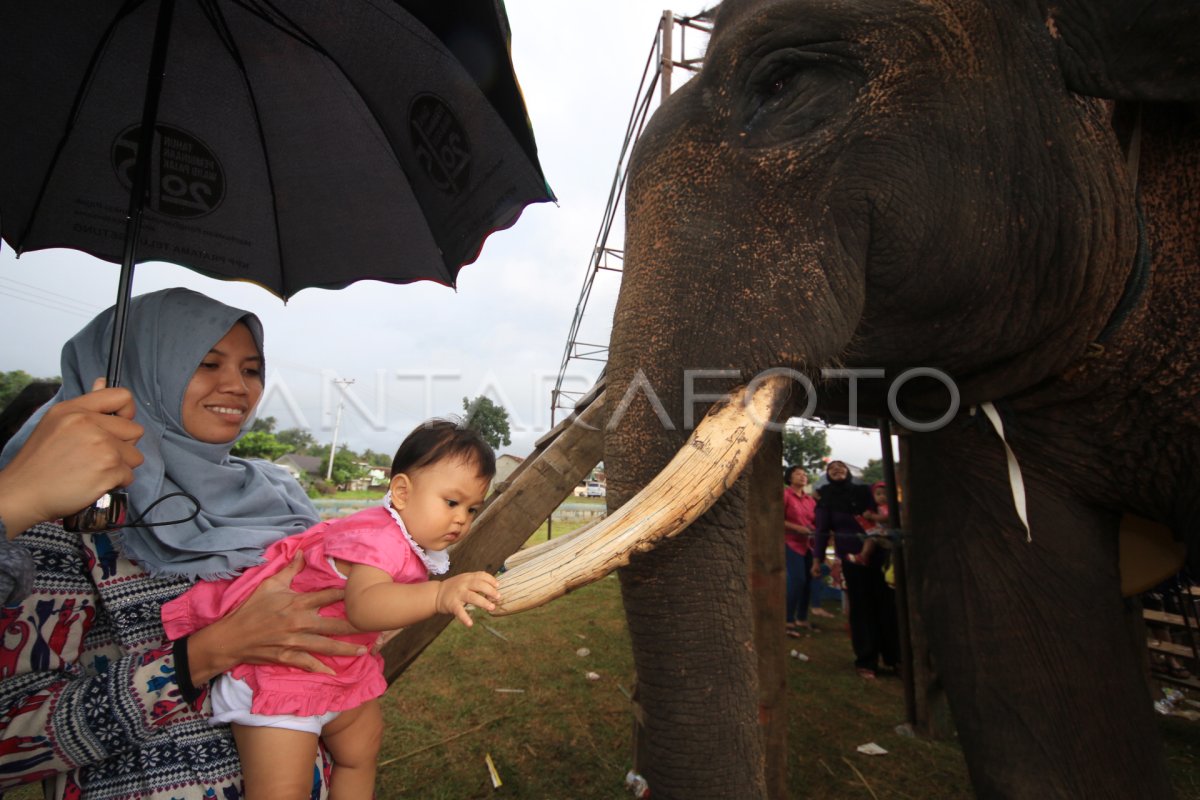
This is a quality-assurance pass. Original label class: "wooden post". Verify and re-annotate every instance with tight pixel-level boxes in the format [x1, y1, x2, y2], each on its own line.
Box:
[747, 432, 787, 798]
[879, 420, 917, 727]
[382, 391, 606, 680]
[896, 435, 953, 738]
[660, 10, 674, 101]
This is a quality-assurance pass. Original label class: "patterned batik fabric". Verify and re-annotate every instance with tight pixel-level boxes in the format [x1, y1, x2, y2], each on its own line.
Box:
[0, 522, 331, 799]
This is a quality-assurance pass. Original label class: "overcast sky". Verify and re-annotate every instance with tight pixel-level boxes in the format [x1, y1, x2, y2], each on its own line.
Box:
[0, 0, 884, 470]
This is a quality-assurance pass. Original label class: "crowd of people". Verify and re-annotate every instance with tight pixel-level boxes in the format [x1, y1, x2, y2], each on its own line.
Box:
[783, 459, 900, 680]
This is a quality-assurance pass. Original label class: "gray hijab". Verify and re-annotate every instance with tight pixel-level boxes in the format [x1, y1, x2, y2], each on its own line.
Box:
[0, 288, 318, 580]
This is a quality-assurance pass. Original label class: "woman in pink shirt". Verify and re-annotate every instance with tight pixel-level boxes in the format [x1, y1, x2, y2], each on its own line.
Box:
[783, 465, 818, 635]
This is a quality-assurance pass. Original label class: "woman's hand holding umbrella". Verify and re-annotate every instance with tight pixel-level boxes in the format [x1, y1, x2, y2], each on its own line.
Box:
[0, 381, 144, 536]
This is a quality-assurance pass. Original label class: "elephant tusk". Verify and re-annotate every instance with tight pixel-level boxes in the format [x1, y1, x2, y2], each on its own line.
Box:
[492, 373, 792, 615]
[503, 516, 604, 570]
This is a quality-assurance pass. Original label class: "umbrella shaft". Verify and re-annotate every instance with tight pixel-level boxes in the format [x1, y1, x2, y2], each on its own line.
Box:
[107, 0, 177, 389]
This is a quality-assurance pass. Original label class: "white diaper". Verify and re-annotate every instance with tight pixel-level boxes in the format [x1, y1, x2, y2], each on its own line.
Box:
[209, 674, 340, 736]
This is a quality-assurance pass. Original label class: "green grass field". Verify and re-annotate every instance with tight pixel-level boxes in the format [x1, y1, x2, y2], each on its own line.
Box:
[375, 580, 1200, 798]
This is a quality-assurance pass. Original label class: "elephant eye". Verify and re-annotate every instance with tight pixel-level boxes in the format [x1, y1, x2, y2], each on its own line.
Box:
[741, 47, 863, 143]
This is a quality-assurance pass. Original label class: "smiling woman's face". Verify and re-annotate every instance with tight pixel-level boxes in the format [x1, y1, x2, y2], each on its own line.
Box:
[180, 322, 263, 443]
[826, 461, 849, 480]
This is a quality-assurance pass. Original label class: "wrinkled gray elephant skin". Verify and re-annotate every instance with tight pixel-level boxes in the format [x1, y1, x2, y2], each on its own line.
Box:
[606, 0, 1200, 798]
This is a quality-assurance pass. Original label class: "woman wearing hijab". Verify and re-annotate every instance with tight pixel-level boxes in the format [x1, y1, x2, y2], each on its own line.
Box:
[0, 288, 361, 799]
[811, 460, 899, 679]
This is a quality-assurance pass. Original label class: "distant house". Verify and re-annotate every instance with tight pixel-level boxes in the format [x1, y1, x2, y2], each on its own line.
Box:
[495, 454, 524, 481]
[346, 463, 391, 493]
[275, 453, 322, 482]
[490, 453, 525, 494]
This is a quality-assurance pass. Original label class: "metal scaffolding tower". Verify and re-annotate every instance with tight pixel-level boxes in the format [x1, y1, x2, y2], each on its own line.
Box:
[549, 10, 712, 423]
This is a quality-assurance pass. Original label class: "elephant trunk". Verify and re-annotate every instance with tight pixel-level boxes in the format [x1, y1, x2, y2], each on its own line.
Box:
[490, 74, 853, 790]
[588, 80, 866, 797]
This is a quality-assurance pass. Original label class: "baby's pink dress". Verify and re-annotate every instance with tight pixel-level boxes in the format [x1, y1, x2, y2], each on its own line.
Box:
[162, 505, 433, 717]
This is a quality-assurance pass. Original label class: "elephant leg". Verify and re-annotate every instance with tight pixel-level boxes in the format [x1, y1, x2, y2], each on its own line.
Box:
[909, 429, 1171, 799]
[618, 480, 767, 800]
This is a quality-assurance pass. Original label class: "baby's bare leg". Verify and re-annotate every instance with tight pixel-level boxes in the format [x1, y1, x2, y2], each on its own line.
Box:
[323, 699, 384, 800]
[232, 723, 320, 800]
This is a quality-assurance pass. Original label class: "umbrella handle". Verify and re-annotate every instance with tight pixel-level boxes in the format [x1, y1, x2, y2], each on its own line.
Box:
[62, 490, 128, 533]
[106, 0, 177, 388]
[82, 2, 175, 528]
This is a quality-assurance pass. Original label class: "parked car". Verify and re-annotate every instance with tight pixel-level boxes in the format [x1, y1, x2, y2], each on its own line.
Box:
[586, 481, 606, 497]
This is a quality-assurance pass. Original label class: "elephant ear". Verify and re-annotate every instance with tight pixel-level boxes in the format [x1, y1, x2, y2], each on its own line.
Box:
[1042, 1, 1200, 101]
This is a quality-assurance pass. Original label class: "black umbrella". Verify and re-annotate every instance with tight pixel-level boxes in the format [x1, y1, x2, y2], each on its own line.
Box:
[0, 0, 555, 386]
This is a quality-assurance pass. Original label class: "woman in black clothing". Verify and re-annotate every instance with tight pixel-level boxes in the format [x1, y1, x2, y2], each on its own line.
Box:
[811, 461, 899, 678]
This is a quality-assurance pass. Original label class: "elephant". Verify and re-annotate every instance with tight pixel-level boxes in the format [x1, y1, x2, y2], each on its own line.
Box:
[592, 0, 1199, 798]
[395, 0, 1197, 794]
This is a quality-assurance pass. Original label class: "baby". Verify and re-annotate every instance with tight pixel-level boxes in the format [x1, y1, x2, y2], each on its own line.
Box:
[163, 419, 500, 799]
[852, 481, 891, 566]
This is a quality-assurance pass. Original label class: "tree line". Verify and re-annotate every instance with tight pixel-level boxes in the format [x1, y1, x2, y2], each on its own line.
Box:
[782, 422, 887, 484]
[232, 395, 513, 488]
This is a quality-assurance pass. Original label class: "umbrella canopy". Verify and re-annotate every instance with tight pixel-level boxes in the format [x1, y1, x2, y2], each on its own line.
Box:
[0, 0, 555, 298]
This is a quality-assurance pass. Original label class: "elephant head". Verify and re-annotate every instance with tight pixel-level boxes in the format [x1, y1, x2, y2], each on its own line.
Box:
[592, 0, 1200, 797]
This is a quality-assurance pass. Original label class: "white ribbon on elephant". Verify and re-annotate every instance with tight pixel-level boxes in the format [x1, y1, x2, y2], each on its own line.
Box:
[972, 401, 1032, 543]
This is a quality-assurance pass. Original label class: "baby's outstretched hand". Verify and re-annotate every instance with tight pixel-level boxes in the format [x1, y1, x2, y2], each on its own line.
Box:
[434, 571, 502, 626]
